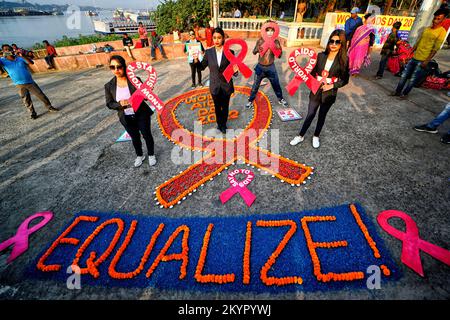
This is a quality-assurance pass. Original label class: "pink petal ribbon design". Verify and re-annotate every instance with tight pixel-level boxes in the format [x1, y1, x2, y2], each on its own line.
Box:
[223, 39, 253, 83]
[0, 211, 53, 263]
[220, 169, 256, 207]
[126, 61, 165, 113]
[377, 210, 450, 277]
[286, 47, 321, 96]
[259, 22, 282, 58]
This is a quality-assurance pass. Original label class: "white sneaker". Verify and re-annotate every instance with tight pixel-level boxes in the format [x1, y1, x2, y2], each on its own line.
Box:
[278, 98, 289, 107]
[312, 136, 320, 149]
[290, 136, 304, 146]
[148, 155, 157, 166]
[134, 155, 146, 167]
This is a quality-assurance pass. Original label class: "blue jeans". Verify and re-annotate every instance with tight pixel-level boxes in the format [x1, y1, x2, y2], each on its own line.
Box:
[151, 44, 166, 59]
[249, 63, 283, 102]
[428, 102, 450, 134]
[395, 58, 426, 96]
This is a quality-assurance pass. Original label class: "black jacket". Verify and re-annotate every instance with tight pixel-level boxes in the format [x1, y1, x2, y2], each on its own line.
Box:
[201, 47, 236, 96]
[104, 76, 153, 122]
[310, 52, 350, 104]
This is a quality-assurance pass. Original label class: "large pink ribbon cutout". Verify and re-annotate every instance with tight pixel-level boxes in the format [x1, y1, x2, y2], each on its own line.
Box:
[259, 22, 282, 58]
[223, 39, 253, 83]
[126, 61, 165, 113]
[286, 47, 321, 96]
[377, 210, 450, 277]
[0, 211, 53, 263]
[220, 169, 256, 207]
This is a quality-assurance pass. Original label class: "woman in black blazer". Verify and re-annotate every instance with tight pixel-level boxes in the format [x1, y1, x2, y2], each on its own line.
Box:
[290, 29, 350, 149]
[105, 55, 156, 167]
[198, 27, 239, 134]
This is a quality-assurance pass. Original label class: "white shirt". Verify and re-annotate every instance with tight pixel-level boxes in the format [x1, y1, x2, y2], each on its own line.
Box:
[216, 48, 223, 66]
[324, 59, 334, 72]
[234, 9, 241, 18]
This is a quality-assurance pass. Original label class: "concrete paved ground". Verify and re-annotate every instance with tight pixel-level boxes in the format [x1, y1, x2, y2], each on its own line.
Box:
[0, 42, 449, 299]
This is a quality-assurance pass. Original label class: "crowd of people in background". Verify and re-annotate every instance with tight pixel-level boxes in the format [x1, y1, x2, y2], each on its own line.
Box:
[1, 5, 449, 154]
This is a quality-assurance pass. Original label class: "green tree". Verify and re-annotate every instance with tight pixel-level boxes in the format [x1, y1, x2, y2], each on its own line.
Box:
[155, 0, 211, 35]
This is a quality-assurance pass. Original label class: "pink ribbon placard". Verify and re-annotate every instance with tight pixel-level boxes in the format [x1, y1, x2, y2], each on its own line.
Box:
[259, 22, 282, 58]
[0, 211, 53, 263]
[126, 61, 165, 113]
[377, 210, 450, 277]
[223, 39, 253, 83]
[286, 47, 321, 96]
[220, 169, 256, 207]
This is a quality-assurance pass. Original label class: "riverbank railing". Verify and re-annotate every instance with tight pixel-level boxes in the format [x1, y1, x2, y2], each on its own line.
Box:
[218, 18, 323, 47]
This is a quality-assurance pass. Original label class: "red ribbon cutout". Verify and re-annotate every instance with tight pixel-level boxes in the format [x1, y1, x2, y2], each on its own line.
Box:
[0, 211, 53, 263]
[126, 61, 165, 114]
[377, 210, 450, 277]
[286, 47, 321, 96]
[220, 169, 256, 207]
[223, 39, 253, 83]
[259, 22, 282, 58]
[317, 70, 337, 86]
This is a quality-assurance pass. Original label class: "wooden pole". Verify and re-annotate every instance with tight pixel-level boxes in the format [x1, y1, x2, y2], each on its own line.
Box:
[294, 0, 299, 22]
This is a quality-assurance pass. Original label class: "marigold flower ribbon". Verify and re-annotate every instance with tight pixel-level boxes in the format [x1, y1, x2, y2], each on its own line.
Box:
[223, 39, 253, 82]
[377, 210, 450, 277]
[0, 211, 53, 263]
[126, 61, 165, 113]
[286, 47, 321, 96]
[220, 169, 256, 207]
[259, 22, 282, 58]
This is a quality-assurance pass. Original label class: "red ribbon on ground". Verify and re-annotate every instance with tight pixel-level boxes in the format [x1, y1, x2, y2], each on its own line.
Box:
[259, 22, 282, 58]
[0, 211, 53, 263]
[286, 47, 321, 96]
[220, 169, 256, 207]
[377, 210, 450, 277]
[223, 39, 253, 83]
[126, 61, 165, 114]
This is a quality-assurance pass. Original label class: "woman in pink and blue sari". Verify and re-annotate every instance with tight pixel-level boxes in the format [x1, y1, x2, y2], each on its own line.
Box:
[348, 13, 376, 76]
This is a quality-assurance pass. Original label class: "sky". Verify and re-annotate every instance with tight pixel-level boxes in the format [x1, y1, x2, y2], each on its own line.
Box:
[23, 0, 161, 10]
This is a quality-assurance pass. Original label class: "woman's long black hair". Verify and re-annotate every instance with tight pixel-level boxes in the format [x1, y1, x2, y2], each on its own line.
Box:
[212, 27, 226, 45]
[325, 29, 348, 69]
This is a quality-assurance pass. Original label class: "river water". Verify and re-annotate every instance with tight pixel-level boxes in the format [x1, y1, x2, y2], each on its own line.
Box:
[0, 10, 114, 49]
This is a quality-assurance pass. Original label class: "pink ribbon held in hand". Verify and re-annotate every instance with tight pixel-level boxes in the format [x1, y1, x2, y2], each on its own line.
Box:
[220, 169, 256, 207]
[377, 210, 450, 277]
[223, 39, 253, 83]
[0, 211, 53, 263]
[286, 47, 321, 96]
[126, 61, 165, 113]
[259, 22, 282, 58]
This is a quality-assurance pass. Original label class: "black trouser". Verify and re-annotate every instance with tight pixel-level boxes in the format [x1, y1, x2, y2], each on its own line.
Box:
[45, 54, 56, 68]
[211, 89, 231, 129]
[120, 113, 154, 157]
[299, 92, 334, 137]
[140, 38, 149, 47]
[376, 54, 389, 77]
[189, 61, 202, 85]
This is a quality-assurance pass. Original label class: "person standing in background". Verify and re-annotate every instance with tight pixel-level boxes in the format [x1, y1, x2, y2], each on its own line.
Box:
[185, 30, 205, 88]
[345, 7, 363, 45]
[376, 21, 402, 79]
[0, 44, 59, 119]
[138, 22, 149, 47]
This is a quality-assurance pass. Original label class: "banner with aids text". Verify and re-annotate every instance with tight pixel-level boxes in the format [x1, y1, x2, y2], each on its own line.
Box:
[321, 12, 415, 48]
